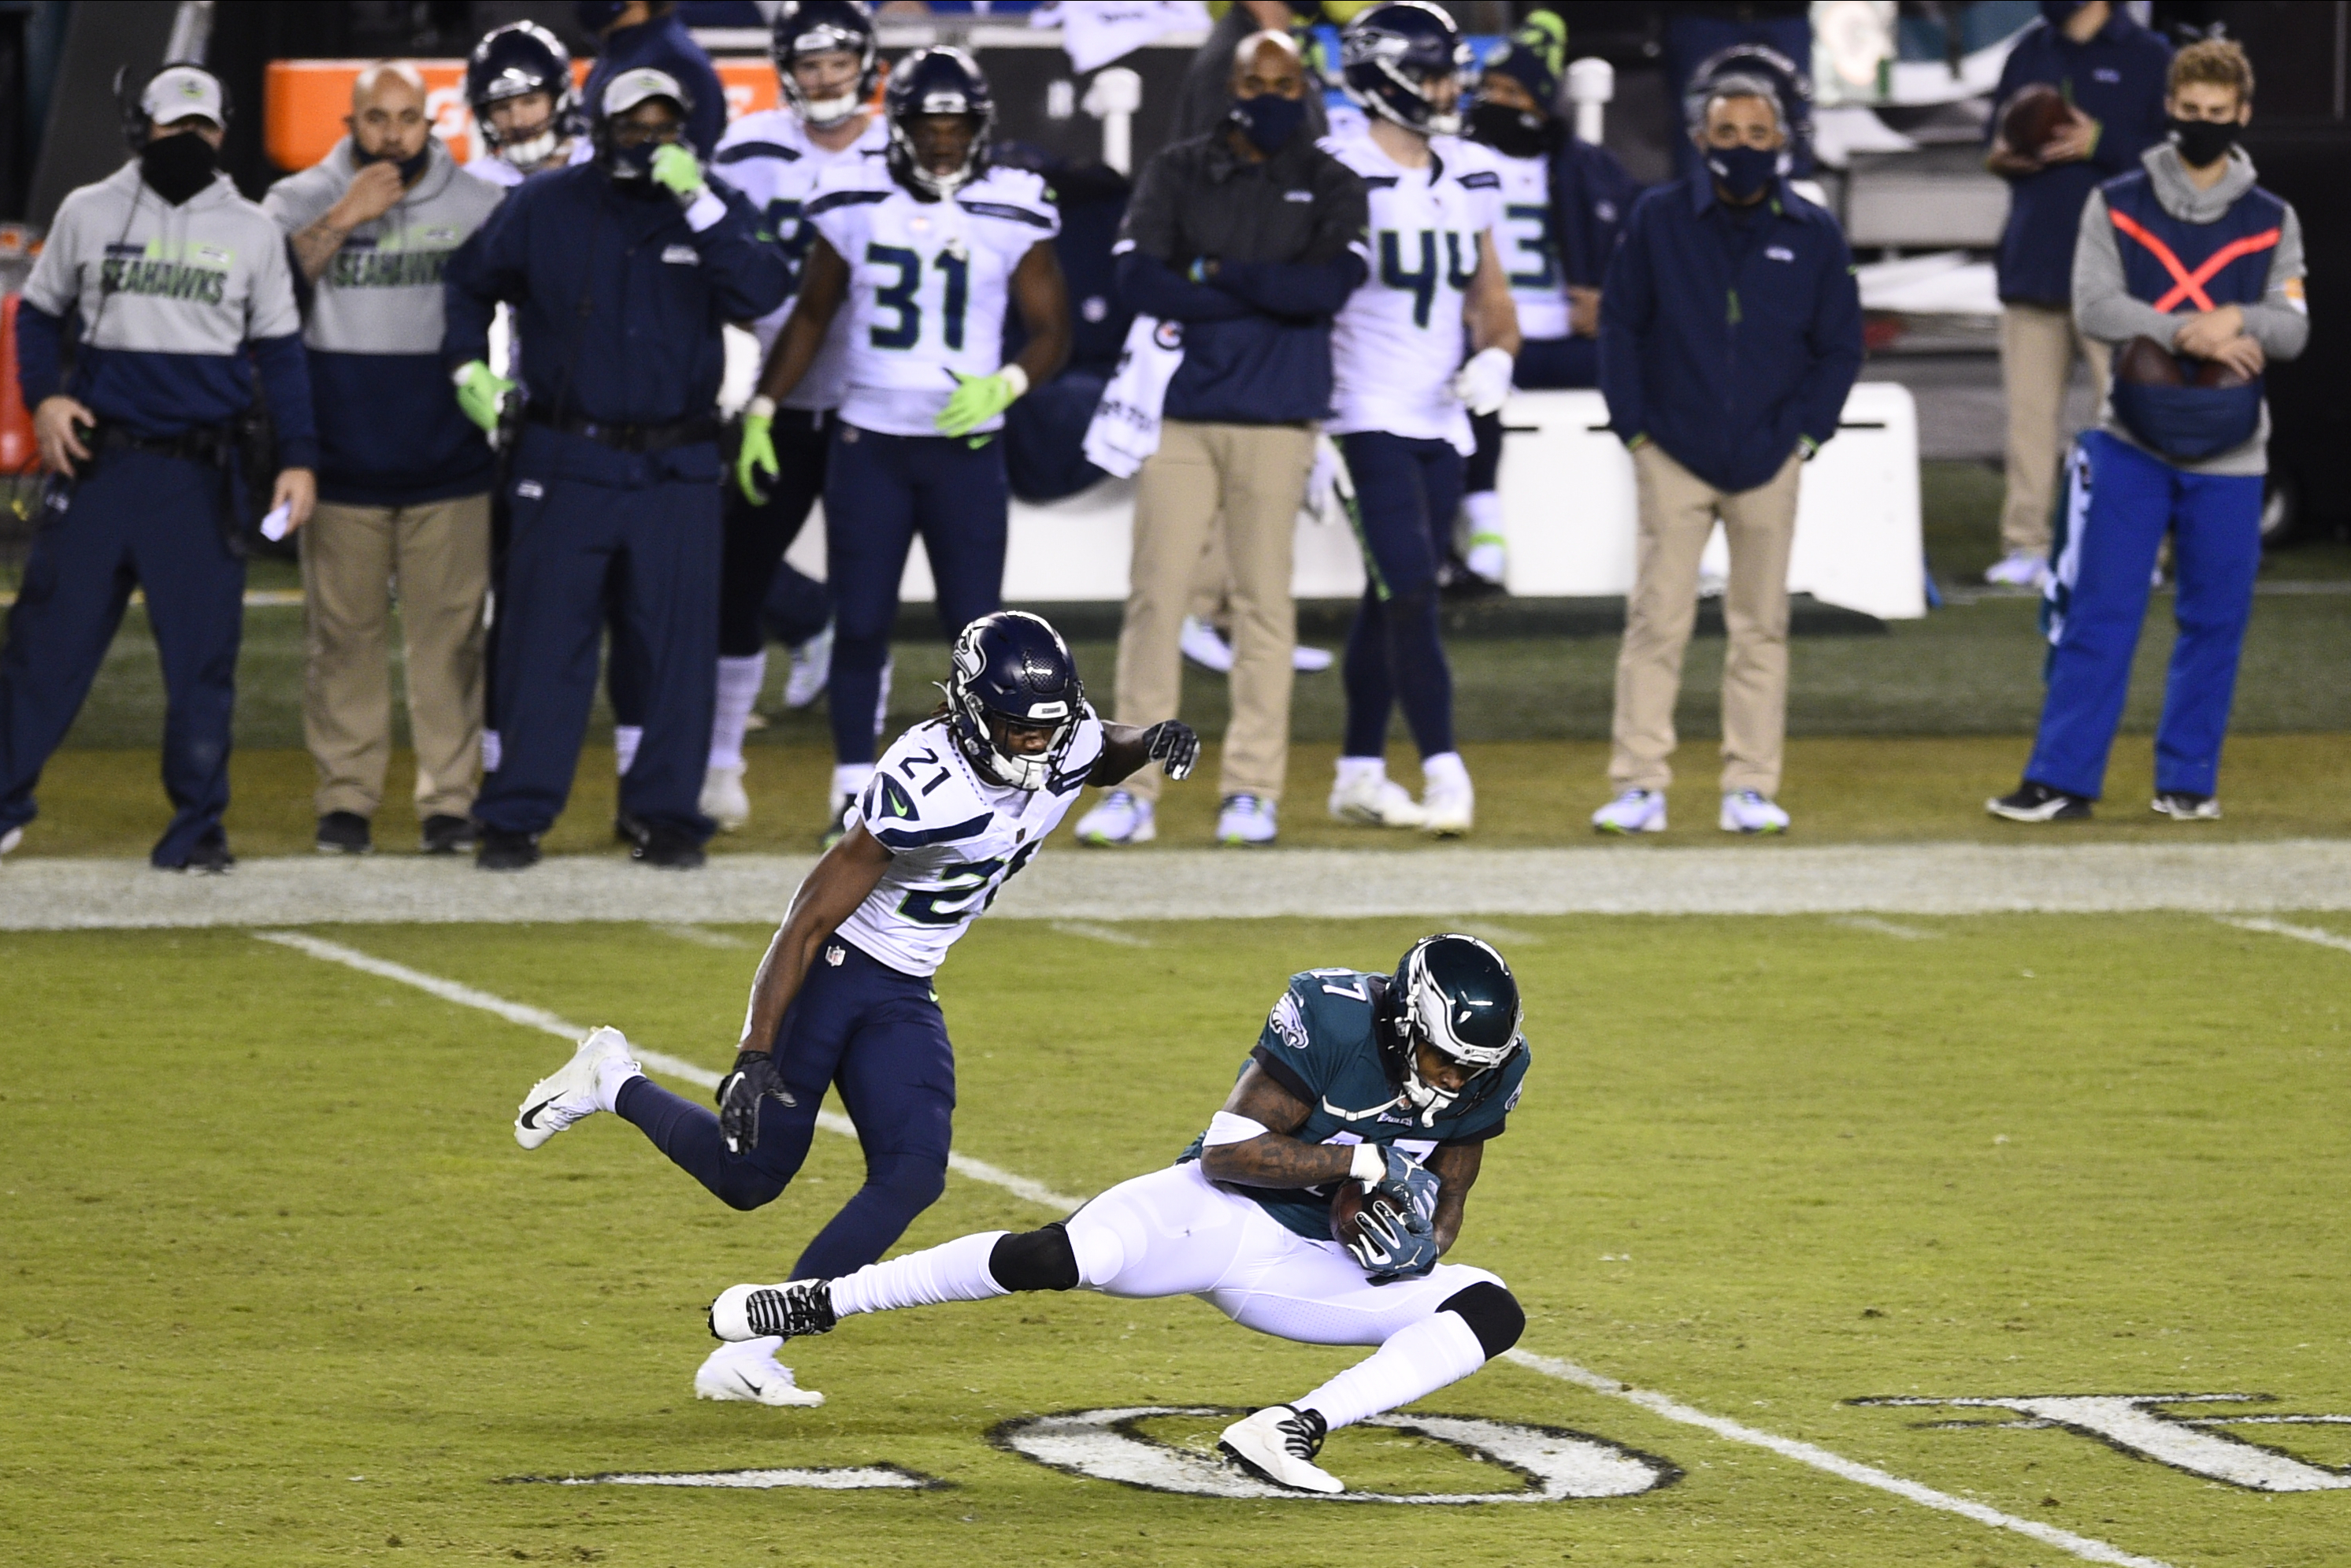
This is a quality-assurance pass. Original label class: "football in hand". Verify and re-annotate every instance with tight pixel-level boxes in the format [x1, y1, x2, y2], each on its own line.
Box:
[1329, 1182, 1412, 1251]
[1998, 82, 2078, 156]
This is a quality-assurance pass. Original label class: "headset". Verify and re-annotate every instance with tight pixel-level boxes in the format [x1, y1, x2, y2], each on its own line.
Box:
[113, 62, 234, 153]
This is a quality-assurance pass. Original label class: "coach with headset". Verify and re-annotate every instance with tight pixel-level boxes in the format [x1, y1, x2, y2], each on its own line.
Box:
[443, 67, 788, 873]
[1, 65, 317, 872]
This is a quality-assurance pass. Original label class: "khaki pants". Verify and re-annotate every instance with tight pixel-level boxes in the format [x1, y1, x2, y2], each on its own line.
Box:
[2000, 302, 2111, 556]
[1610, 443, 1802, 796]
[1115, 421, 1316, 803]
[301, 495, 490, 821]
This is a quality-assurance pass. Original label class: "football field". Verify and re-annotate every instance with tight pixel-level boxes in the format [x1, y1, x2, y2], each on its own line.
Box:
[5, 905, 2348, 1567]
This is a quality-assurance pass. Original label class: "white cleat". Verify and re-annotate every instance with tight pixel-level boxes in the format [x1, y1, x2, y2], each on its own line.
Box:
[784, 625, 833, 710]
[695, 1337, 825, 1407]
[1592, 788, 1667, 835]
[0, 825, 20, 859]
[1219, 1405, 1342, 1494]
[709, 1278, 837, 1344]
[1178, 615, 1235, 673]
[1985, 550, 2050, 589]
[700, 762, 751, 832]
[1329, 773, 1427, 828]
[1215, 793, 1278, 847]
[1075, 789, 1155, 846]
[1292, 643, 1334, 673]
[1421, 771, 1474, 838]
[1719, 789, 1790, 835]
[514, 1026, 640, 1150]
[1464, 539, 1507, 585]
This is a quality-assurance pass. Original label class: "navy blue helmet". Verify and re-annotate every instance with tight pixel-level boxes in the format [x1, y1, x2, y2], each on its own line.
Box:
[944, 612, 1085, 791]
[884, 46, 993, 199]
[773, 2, 877, 129]
[1381, 933, 1525, 1120]
[1342, 2, 1470, 137]
[465, 22, 577, 166]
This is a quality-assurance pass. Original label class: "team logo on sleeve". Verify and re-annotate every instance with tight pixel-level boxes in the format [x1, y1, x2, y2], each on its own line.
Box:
[1269, 992, 1310, 1051]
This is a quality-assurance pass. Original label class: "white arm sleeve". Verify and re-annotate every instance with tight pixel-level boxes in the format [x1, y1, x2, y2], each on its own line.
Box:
[1203, 1112, 1270, 1147]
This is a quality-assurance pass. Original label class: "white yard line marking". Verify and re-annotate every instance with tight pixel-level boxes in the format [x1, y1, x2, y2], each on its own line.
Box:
[2219, 916, 2351, 955]
[1830, 915, 1941, 941]
[1457, 921, 1544, 947]
[1048, 920, 1155, 948]
[1501, 1351, 2175, 1568]
[250, 931, 1086, 1212]
[253, 929, 2171, 1562]
[649, 922, 756, 951]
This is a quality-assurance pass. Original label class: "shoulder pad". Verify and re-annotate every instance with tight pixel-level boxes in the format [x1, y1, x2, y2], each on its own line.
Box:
[862, 729, 995, 851]
[715, 140, 800, 166]
[806, 186, 889, 218]
[956, 198, 1055, 229]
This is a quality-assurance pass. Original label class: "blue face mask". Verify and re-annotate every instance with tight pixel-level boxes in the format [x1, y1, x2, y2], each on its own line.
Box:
[1704, 143, 1778, 202]
[1229, 92, 1307, 156]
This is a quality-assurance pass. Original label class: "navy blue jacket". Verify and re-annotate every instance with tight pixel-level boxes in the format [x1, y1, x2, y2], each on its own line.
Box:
[1599, 172, 1864, 495]
[584, 14, 728, 160]
[1988, 13, 2171, 306]
[440, 165, 789, 428]
[1549, 136, 1641, 289]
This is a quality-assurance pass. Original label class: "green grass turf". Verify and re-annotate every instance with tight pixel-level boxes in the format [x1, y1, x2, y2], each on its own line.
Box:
[5, 914, 2349, 1565]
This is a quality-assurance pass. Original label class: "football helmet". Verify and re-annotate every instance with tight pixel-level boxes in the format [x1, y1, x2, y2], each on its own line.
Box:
[1381, 933, 1525, 1121]
[773, 2, 877, 129]
[884, 46, 994, 199]
[1341, 2, 1470, 137]
[465, 22, 577, 169]
[943, 612, 1085, 792]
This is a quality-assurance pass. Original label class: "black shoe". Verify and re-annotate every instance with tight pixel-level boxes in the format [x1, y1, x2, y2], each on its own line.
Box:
[614, 809, 650, 849]
[632, 824, 706, 869]
[315, 810, 373, 855]
[158, 828, 235, 873]
[420, 814, 477, 854]
[476, 828, 541, 871]
[1986, 780, 2093, 823]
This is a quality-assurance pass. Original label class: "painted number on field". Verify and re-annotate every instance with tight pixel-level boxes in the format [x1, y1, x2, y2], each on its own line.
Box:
[1855, 1394, 2351, 1492]
[992, 1407, 1679, 1503]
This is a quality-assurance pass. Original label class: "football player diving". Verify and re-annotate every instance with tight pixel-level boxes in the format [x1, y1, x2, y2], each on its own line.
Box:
[708, 932, 1531, 1496]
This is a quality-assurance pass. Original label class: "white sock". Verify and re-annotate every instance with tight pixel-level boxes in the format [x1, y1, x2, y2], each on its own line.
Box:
[1420, 751, 1469, 791]
[594, 1057, 644, 1114]
[481, 729, 502, 774]
[829, 1231, 1010, 1318]
[831, 763, 875, 804]
[708, 653, 769, 772]
[1462, 488, 1504, 546]
[614, 725, 643, 776]
[873, 657, 894, 742]
[1334, 755, 1388, 789]
[1296, 1310, 1489, 1432]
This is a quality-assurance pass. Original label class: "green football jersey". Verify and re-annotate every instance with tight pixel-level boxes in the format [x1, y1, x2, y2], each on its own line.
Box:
[1181, 967, 1530, 1240]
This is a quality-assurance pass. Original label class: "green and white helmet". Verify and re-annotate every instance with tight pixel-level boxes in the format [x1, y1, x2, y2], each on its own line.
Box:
[1381, 932, 1525, 1117]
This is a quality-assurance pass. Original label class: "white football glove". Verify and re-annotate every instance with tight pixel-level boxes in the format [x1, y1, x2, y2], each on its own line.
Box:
[1451, 346, 1515, 416]
[1304, 432, 1353, 528]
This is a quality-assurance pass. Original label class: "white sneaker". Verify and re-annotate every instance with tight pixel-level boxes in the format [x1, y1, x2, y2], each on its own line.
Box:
[1179, 616, 1234, 673]
[514, 1026, 640, 1150]
[694, 1337, 825, 1407]
[1720, 789, 1790, 834]
[1329, 768, 1427, 828]
[1216, 794, 1277, 846]
[1218, 1405, 1341, 1494]
[1984, 551, 2049, 589]
[700, 762, 750, 832]
[1075, 789, 1155, 846]
[0, 825, 20, 858]
[1464, 539, 1506, 584]
[1592, 788, 1667, 834]
[784, 625, 832, 710]
[1421, 765, 1474, 838]
[1292, 644, 1334, 673]
[709, 1278, 837, 1343]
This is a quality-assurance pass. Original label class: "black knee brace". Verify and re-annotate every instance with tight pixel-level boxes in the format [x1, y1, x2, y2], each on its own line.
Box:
[1440, 1281, 1525, 1358]
[988, 1223, 1079, 1292]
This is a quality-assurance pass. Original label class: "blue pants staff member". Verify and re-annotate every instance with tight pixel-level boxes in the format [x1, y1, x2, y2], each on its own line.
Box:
[2, 66, 317, 871]
[443, 67, 788, 870]
[1990, 40, 2307, 825]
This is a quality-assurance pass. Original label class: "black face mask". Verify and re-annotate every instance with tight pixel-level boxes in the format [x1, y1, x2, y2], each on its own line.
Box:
[2168, 115, 2239, 169]
[1467, 99, 1557, 160]
[1228, 92, 1307, 156]
[139, 131, 218, 206]
[354, 142, 432, 183]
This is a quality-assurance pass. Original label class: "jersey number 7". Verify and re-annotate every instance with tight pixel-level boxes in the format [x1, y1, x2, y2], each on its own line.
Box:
[867, 243, 970, 351]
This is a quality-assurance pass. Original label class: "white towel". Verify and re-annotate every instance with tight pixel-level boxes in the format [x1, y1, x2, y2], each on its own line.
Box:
[1083, 314, 1185, 479]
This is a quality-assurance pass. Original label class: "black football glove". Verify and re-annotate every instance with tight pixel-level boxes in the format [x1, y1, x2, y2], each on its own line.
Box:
[1141, 720, 1200, 781]
[717, 1049, 795, 1154]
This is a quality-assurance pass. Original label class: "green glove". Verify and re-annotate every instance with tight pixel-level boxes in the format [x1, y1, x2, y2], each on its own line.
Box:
[453, 360, 514, 435]
[736, 406, 779, 504]
[651, 143, 706, 202]
[934, 366, 1027, 438]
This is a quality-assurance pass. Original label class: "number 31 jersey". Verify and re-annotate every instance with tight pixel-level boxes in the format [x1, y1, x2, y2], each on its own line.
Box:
[835, 712, 1104, 977]
[805, 162, 1059, 438]
[1322, 128, 1504, 454]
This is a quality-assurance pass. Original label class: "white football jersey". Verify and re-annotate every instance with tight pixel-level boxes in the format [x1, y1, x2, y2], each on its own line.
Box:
[1322, 130, 1504, 453]
[836, 712, 1104, 977]
[709, 108, 888, 411]
[1489, 147, 1569, 341]
[462, 138, 594, 190]
[806, 161, 1059, 438]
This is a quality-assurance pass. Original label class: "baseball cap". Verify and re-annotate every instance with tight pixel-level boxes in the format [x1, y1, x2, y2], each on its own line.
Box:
[600, 67, 691, 120]
[142, 65, 225, 128]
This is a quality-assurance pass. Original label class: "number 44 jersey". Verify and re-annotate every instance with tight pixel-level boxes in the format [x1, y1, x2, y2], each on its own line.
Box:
[834, 711, 1106, 977]
[804, 159, 1060, 439]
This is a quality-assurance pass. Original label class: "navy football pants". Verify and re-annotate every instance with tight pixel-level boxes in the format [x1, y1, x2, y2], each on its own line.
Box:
[721, 408, 831, 658]
[2027, 430, 2263, 800]
[617, 938, 955, 1280]
[822, 423, 1007, 765]
[0, 448, 242, 866]
[1341, 431, 1461, 761]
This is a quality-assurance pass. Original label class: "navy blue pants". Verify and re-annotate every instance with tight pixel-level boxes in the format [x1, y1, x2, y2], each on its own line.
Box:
[2026, 430, 2264, 800]
[475, 425, 721, 840]
[0, 449, 243, 866]
[1341, 431, 1461, 760]
[722, 407, 831, 658]
[823, 423, 1007, 765]
[617, 938, 955, 1280]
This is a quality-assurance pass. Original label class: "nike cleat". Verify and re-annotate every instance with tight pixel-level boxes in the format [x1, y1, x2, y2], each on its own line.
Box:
[514, 1026, 640, 1150]
[1218, 1404, 1342, 1494]
[1592, 788, 1667, 835]
[701, 763, 751, 832]
[1987, 781, 2092, 823]
[1719, 790, 1789, 835]
[694, 1336, 825, 1407]
[1075, 789, 1155, 846]
[709, 1278, 837, 1344]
